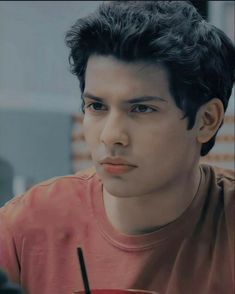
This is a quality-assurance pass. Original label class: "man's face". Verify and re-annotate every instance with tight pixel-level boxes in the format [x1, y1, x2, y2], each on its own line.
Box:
[83, 55, 200, 198]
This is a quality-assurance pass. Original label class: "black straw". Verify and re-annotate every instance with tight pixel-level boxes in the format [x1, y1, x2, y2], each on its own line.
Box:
[77, 247, 91, 294]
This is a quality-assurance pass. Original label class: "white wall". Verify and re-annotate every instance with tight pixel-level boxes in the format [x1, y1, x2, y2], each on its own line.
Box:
[0, 1, 102, 113]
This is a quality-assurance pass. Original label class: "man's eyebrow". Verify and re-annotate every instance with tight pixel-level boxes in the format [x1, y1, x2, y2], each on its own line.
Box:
[82, 92, 167, 103]
[82, 93, 103, 102]
[126, 96, 167, 104]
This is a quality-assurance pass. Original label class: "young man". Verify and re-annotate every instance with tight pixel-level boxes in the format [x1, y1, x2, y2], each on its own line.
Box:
[0, 1, 234, 293]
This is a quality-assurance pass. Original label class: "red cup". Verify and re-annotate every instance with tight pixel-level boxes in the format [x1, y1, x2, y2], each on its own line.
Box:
[74, 290, 158, 294]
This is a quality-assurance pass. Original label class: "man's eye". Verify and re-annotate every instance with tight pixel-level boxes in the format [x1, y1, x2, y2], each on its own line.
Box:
[85, 102, 107, 111]
[131, 104, 156, 113]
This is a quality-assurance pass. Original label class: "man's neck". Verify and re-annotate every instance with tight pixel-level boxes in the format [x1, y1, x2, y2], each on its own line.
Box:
[103, 166, 202, 235]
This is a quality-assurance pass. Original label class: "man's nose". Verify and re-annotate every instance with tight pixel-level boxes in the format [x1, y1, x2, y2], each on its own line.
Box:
[100, 112, 129, 147]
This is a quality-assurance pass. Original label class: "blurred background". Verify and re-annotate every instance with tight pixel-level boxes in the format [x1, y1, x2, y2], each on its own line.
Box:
[0, 1, 234, 206]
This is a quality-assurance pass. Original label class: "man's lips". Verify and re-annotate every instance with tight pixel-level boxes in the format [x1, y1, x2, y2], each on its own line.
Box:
[99, 157, 137, 166]
[99, 157, 137, 175]
[102, 163, 136, 175]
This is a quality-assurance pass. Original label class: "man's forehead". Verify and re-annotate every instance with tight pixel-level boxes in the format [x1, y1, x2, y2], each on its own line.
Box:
[84, 55, 172, 105]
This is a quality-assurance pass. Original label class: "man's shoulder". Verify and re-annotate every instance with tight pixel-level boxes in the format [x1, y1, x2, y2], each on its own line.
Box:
[201, 163, 234, 184]
[210, 164, 234, 194]
[212, 165, 235, 181]
[29, 166, 97, 189]
[201, 163, 234, 205]
[0, 167, 97, 223]
[35, 166, 97, 187]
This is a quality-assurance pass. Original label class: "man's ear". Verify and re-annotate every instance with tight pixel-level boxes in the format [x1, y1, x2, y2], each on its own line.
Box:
[196, 98, 224, 144]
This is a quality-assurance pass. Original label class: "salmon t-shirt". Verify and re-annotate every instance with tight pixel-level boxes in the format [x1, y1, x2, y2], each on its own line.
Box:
[0, 164, 234, 294]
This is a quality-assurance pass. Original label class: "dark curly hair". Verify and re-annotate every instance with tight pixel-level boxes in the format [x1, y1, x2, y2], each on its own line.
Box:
[65, 1, 235, 156]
